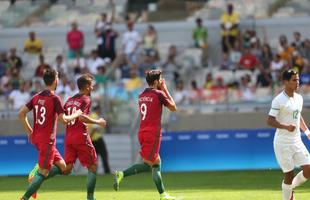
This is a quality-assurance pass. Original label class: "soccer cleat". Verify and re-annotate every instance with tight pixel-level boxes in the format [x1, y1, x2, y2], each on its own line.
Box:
[113, 171, 123, 191]
[160, 192, 176, 200]
[28, 163, 39, 199]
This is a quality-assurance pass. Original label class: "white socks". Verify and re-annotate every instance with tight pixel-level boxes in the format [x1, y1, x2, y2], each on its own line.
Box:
[292, 171, 307, 188]
[282, 182, 293, 200]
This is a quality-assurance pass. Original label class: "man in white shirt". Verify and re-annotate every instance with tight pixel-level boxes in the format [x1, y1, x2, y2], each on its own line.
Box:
[267, 69, 310, 200]
[122, 21, 141, 61]
[9, 82, 30, 110]
[87, 50, 106, 75]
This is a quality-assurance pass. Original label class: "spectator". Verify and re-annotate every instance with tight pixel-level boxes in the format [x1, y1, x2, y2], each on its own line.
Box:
[121, 21, 142, 63]
[34, 54, 51, 77]
[302, 39, 310, 61]
[239, 47, 258, 71]
[291, 31, 304, 55]
[270, 54, 285, 72]
[9, 68, 23, 90]
[125, 69, 142, 92]
[220, 52, 234, 70]
[0, 52, 9, 77]
[240, 76, 255, 101]
[292, 51, 305, 72]
[278, 35, 294, 66]
[8, 82, 30, 110]
[188, 80, 204, 104]
[24, 31, 43, 54]
[0, 69, 11, 95]
[88, 105, 111, 174]
[87, 50, 106, 75]
[143, 25, 157, 56]
[250, 37, 261, 59]
[70, 51, 87, 76]
[209, 76, 227, 103]
[220, 3, 240, 53]
[52, 55, 68, 78]
[56, 75, 70, 96]
[162, 45, 181, 82]
[95, 13, 108, 33]
[192, 18, 208, 67]
[230, 42, 242, 68]
[173, 80, 187, 105]
[30, 79, 42, 96]
[256, 67, 273, 88]
[67, 22, 84, 59]
[260, 44, 273, 69]
[203, 72, 214, 90]
[97, 23, 118, 61]
[8, 48, 23, 70]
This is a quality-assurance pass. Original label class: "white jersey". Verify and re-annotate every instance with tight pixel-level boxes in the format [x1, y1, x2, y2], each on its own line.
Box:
[269, 91, 303, 145]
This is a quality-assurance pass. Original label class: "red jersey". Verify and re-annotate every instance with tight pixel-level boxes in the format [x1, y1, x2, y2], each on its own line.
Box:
[67, 30, 84, 50]
[138, 88, 170, 135]
[239, 53, 258, 70]
[64, 94, 91, 144]
[26, 90, 65, 144]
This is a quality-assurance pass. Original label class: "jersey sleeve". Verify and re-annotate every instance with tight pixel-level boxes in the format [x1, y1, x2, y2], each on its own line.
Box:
[54, 96, 65, 115]
[25, 97, 33, 110]
[157, 90, 170, 107]
[269, 98, 280, 117]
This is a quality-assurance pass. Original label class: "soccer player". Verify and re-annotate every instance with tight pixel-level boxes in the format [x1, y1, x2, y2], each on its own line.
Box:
[63, 74, 106, 200]
[267, 69, 310, 200]
[19, 69, 82, 200]
[113, 69, 177, 200]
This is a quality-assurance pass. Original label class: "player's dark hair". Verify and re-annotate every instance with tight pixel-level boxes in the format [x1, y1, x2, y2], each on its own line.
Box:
[282, 69, 298, 81]
[77, 73, 94, 90]
[43, 69, 57, 86]
[145, 69, 161, 86]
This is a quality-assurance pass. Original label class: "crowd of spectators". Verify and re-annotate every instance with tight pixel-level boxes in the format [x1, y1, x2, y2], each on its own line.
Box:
[0, 3, 310, 112]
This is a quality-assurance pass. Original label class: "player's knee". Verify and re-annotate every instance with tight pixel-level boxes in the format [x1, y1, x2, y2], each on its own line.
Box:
[63, 164, 73, 175]
[39, 169, 49, 177]
[303, 169, 310, 179]
[89, 164, 97, 173]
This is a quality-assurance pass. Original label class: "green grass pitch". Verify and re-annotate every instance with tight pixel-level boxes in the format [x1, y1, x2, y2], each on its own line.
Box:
[1, 170, 310, 200]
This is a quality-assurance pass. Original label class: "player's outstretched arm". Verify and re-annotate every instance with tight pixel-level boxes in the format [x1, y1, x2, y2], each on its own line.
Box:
[59, 109, 83, 124]
[267, 115, 295, 132]
[300, 115, 310, 139]
[79, 114, 107, 127]
[159, 79, 177, 112]
[18, 105, 33, 139]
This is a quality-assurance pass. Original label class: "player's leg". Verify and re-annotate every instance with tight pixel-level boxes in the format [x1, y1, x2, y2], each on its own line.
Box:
[77, 143, 98, 200]
[145, 156, 175, 200]
[283, 171, 295, 200]
[292, 143, 310, 188]
[87, 164, 98, 200]
[63, 144, 77, 175]
[21, 144, 54, 200]
[45, 149, 66, 179]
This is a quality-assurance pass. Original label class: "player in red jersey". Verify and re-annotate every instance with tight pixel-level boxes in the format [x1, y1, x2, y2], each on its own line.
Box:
[113, 69, 177, 200]
[63, 74, 106, 200]
[18, 69, 82, 200]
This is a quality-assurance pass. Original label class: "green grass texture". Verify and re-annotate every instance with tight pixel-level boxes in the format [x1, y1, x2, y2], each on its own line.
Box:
[1, 170, 310, 200]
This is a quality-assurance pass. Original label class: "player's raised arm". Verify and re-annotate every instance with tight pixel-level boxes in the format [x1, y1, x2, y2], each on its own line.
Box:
[300, 115, 310, 139]
[79, 114, 107, 127]
[18, 105, 33, 137]
[159, 79, 177, 112]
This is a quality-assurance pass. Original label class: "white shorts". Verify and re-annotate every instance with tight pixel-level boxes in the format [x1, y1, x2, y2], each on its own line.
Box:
[274, 142, 310, 173]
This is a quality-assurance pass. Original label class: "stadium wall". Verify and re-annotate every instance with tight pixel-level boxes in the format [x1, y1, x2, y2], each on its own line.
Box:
[1, 128, 309, 176]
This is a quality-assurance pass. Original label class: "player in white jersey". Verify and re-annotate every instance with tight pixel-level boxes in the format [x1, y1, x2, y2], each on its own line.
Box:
[267, 69, 310, 200]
